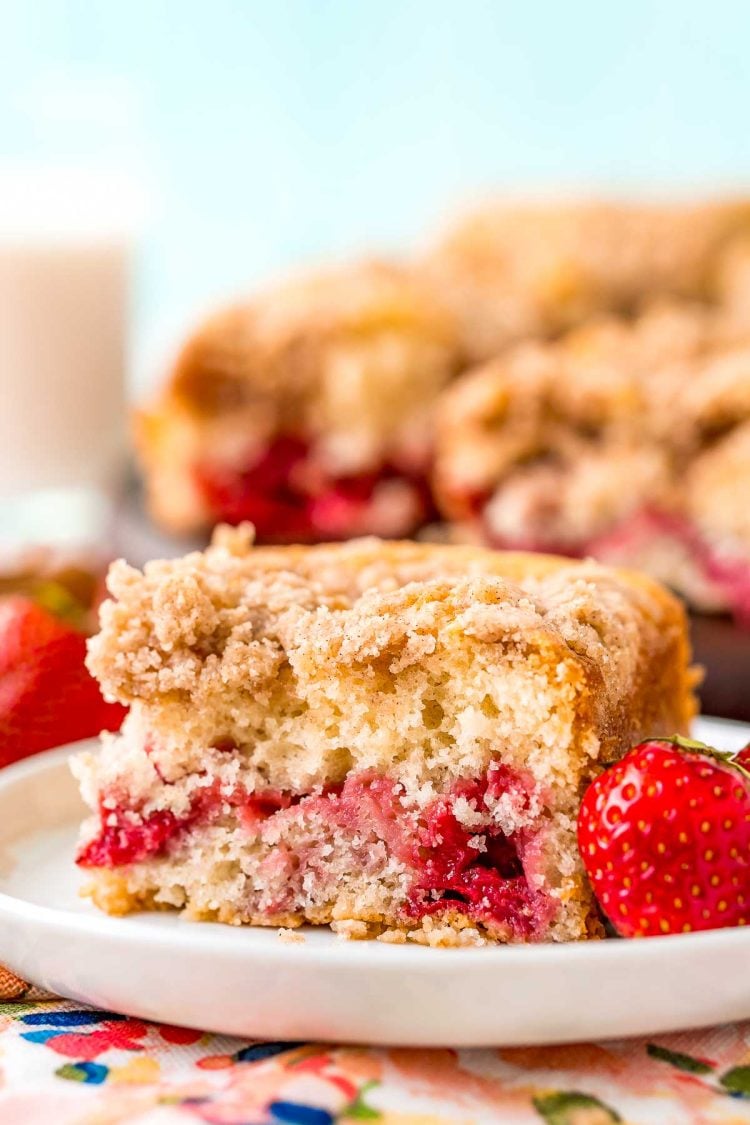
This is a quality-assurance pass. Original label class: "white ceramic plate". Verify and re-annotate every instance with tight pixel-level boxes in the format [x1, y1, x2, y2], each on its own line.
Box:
[0, 715, 748, 1047]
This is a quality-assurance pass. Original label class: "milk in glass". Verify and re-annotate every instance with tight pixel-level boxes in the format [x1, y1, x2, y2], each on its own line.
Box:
[0, 166, 133, 552]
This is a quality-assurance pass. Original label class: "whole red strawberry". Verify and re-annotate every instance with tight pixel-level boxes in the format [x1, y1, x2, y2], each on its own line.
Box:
[578, 737, 750, 937]
[0, 596, 126, 767]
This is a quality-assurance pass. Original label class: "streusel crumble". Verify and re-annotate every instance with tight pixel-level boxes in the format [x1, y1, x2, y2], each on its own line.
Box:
[426, 197, 750, 360]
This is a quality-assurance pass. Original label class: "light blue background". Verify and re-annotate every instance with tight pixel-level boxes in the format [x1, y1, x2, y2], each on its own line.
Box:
[2, 1, 750, 387]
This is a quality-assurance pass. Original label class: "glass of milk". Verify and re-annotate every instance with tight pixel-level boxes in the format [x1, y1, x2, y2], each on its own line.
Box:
[0, 164, 137, 558]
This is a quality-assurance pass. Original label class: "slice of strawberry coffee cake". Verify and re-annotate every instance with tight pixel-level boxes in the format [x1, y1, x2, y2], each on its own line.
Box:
[137, 261, 461, 542]
[75, 526, 696, 945]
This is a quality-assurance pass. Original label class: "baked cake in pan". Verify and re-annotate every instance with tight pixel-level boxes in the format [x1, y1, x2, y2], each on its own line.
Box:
[76, 527, 695, 946]
[137, 261, 461, 542]
[433, 301, 750, 622]
[426, 198, 750, 361]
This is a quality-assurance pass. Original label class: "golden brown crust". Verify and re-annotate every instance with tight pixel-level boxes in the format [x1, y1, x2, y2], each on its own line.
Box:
[83, 873, 603, 946]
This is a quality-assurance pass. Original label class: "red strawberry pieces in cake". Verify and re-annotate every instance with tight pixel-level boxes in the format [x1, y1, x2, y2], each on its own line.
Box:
[195, 435, 434, 543]
[578, 737, 750, 937]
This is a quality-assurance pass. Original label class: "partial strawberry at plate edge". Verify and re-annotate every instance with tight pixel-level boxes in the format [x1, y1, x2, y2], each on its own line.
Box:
[578, 737, 750, 939]
[0, 594, 126, 768]
[734, 743, 750, 770]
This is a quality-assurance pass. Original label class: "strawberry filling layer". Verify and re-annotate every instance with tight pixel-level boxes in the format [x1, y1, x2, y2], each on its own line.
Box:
[401, 771, 546, 936]
[77, 763, 554, 939]
[194, 435, 434, 542]
[77, 808, 189, 868]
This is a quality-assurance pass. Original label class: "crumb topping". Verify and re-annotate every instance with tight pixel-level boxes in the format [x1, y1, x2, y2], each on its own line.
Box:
[87, 529, 695, 798]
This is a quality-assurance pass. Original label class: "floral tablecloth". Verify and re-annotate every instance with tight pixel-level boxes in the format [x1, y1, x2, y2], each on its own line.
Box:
[2, 968, 750, 1124]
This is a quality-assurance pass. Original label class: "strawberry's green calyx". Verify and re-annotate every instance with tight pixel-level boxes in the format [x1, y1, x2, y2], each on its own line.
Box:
[656, 734, 750, 782]
[30, 581, 89, 631]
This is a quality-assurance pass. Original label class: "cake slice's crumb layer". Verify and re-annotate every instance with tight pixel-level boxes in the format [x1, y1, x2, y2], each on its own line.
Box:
[87, 531, 696, 788]
[75, 742, 584, 943]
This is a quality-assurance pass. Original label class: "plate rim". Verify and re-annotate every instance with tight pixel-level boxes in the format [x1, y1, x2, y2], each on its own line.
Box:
[0, 719, 748, 970]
